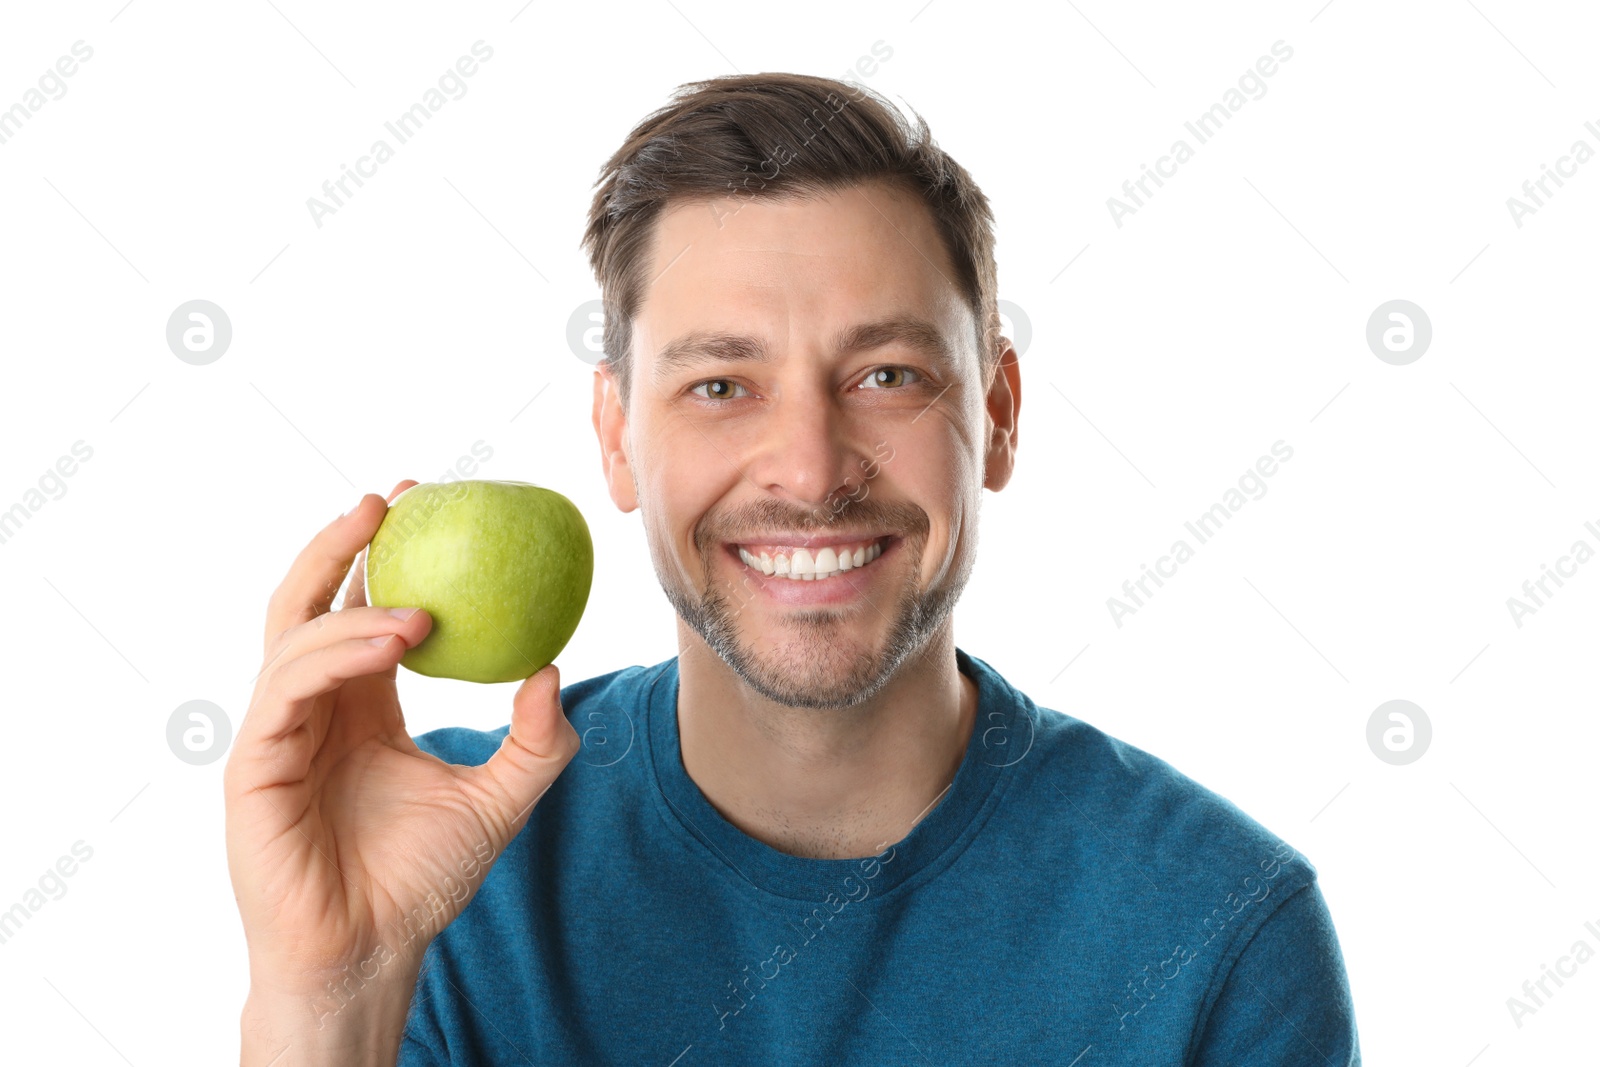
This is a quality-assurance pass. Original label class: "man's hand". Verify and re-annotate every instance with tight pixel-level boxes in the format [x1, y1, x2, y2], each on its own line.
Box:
[225, 480, 582, 1065]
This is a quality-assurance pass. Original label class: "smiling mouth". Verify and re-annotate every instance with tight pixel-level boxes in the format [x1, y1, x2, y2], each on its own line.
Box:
[729, 535, 895, 581]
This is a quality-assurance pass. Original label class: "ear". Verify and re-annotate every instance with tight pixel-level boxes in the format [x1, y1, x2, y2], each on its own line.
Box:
[592, 361, 639, 513]
[982, 341, 1021, 492]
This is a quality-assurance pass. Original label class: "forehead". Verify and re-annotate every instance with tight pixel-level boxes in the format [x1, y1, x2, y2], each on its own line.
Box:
[633, 179, 970, 361]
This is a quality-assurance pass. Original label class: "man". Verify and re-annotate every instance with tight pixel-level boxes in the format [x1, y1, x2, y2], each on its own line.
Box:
[228, 73, 1360, 1064]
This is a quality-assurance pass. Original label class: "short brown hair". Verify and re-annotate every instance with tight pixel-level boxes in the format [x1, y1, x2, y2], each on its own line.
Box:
[580, 72, 1001, 410]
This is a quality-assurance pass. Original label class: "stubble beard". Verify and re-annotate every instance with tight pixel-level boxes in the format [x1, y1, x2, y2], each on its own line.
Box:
[659, 525, 972, 710]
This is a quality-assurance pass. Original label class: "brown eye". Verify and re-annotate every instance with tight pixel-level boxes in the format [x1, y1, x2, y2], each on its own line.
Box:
[691, 379, 750, 400]
[860, 367, 921, 389]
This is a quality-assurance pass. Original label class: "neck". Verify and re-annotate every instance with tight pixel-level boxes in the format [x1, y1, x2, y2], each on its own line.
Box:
[673, 619, 978, 860]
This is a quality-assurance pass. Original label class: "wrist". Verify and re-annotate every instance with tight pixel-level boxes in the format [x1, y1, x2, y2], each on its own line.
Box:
[242, 955, 423, 1067]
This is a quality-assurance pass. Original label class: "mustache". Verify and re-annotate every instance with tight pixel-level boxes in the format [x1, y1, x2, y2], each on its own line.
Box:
[696, 498, 928, 555]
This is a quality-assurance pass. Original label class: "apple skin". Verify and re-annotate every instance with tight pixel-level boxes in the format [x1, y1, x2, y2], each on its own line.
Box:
[363, 479, 593, 683]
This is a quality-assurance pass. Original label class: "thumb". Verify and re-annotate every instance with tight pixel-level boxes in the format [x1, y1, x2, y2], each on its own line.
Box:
[471, 663, 581, 840]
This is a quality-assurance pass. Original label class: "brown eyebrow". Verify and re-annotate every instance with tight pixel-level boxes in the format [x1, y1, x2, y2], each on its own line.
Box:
[651, 316, 959, 383]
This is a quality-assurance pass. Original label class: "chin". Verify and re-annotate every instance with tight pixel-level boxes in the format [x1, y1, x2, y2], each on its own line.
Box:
[724, 636, 894, 710]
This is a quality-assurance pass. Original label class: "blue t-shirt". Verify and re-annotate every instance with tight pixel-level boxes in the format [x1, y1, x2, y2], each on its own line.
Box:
[399, 647, 1360, 1064]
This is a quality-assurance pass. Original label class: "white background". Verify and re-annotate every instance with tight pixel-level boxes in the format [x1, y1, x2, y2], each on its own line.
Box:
[1, 0, 1596, 1062]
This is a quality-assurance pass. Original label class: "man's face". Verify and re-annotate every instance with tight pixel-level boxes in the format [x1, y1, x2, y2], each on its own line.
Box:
[593, 178, 1017, 710]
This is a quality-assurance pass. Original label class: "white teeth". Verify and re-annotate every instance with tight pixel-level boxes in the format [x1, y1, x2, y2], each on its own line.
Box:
[738, 539, 885, 581]
[737, 547, 777, 575]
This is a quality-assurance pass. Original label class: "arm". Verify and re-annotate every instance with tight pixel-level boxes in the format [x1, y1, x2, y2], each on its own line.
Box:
[1189, 880, 1361, 1066]
[240, 968, 424, 1067]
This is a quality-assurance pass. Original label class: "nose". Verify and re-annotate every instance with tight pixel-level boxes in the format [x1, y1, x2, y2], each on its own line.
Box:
[745, 379, 865, 515]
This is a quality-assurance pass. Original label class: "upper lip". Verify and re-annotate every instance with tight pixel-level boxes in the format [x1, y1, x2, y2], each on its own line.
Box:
[728, 531, 893, 550]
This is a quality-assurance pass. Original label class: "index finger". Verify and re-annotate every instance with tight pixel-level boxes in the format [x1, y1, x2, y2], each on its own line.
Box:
[262, 480, 417, 654]
[341, 480, 420, 611]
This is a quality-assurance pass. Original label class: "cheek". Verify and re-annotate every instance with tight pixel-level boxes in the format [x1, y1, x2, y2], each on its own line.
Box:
[637, 420, 743, 556]
[885, 420, 979, 504]
[889, 437, 981, 577]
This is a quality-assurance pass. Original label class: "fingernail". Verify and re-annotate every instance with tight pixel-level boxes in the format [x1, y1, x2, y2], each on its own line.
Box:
[341, 496, 365, 519]
[387, 607, 420, 620]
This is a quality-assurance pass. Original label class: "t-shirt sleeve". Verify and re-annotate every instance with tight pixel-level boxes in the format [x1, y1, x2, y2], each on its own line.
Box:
[398, 1027, 446, 1066]
[1189, 879, 1361, 1066]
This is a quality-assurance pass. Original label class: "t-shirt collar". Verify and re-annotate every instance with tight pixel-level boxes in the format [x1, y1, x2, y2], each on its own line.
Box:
[642, 645, 1032, 903]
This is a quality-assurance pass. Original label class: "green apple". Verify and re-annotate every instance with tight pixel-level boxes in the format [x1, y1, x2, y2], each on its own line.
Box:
[363, 479, 593, 683]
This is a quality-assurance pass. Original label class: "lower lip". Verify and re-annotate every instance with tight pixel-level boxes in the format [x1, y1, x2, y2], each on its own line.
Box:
[723, 537, 899, 607]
